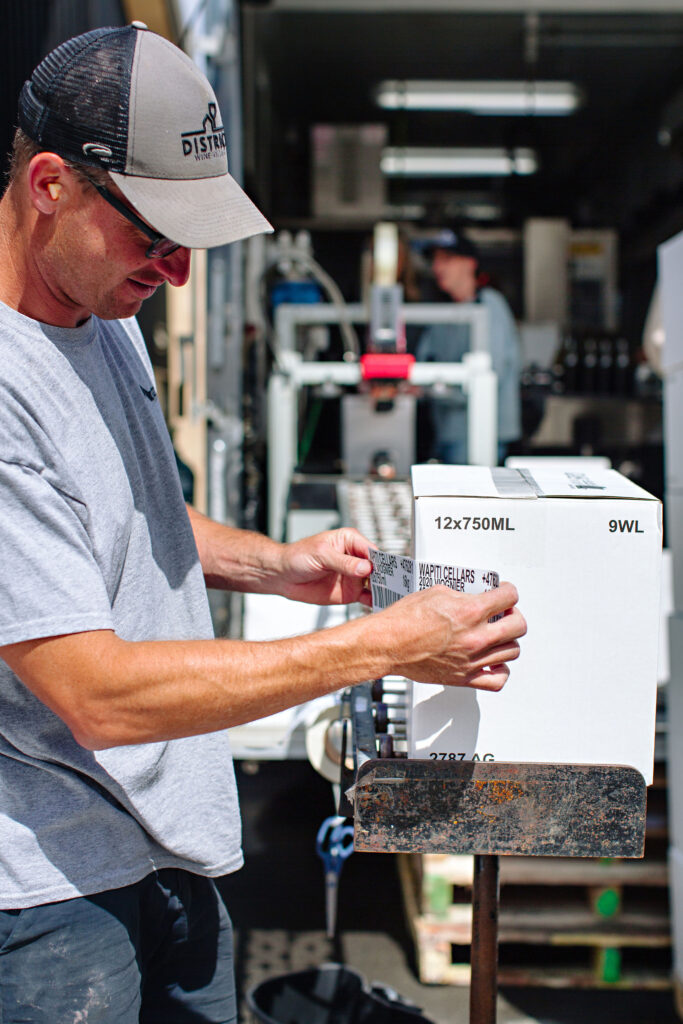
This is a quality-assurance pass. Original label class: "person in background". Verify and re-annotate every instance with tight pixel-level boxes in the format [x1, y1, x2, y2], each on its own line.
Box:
[416, 228, 522, 464]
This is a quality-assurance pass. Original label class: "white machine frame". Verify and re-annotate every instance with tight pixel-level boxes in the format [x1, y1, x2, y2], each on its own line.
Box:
[267, 302, 497, 539]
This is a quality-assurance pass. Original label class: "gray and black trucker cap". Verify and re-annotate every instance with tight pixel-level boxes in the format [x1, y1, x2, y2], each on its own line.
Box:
[18, 22, 272, 249]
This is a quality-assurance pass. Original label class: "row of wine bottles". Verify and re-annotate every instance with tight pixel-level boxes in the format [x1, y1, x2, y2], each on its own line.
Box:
[551, 334, 634, 396]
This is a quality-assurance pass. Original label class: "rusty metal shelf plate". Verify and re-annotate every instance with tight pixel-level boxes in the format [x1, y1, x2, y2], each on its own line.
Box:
[353, 759, 646, 858]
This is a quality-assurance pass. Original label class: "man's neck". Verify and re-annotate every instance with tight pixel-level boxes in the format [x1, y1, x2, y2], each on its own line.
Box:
[0, 193, 26, 313]
[453, 280, 477, 303]
[0, 190, 86, 328]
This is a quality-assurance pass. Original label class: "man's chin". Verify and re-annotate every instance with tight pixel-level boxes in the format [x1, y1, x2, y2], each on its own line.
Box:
[93, 297, 145, 321]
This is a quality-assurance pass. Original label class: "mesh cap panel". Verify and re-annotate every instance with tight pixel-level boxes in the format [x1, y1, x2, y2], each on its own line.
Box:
[18, 27, 135, 171]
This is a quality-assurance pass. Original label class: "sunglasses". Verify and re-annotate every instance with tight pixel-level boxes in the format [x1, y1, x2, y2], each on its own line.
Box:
[82, 174, 181, 260]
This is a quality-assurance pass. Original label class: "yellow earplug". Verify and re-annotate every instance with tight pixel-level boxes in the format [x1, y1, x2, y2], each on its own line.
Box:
[47, 183, 62, 200]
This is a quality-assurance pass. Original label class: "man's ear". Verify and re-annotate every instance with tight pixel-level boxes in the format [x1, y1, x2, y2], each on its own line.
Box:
[27, 153, 72, 215]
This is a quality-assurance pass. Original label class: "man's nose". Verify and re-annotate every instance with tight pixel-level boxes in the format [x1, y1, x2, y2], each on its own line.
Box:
[155, 247, 192, 287]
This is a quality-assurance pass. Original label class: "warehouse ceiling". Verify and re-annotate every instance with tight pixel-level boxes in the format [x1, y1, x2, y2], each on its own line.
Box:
[241, 5, 683, 252]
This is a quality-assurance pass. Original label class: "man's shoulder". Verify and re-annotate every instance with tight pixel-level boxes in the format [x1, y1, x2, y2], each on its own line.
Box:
[479, 286, 517, 324]
[480, 286, 508, 308]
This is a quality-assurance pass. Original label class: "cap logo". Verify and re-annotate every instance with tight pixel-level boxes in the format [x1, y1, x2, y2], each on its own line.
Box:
[180, 103, 226, 162]
[82, 142, 114, 159]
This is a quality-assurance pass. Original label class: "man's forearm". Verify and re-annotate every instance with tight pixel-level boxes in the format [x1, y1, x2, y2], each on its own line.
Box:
[186, 507, 374, 607]
[187, 505, 285, 592]
[1, 582, 525, 751]
[3, 613, 395, 750]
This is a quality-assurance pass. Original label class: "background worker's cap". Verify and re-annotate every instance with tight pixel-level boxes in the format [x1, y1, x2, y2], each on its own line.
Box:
[420, 228, 479, 261]
[18, 23, 273, 249]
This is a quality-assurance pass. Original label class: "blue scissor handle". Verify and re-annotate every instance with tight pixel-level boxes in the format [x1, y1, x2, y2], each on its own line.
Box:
[316, 815, 354, 873]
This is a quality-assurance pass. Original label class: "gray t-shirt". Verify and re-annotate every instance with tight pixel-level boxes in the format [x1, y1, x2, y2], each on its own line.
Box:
[0, 301, 242, 909]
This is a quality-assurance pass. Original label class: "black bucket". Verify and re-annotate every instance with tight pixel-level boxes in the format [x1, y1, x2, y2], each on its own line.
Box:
[245, 963, 435, 1024]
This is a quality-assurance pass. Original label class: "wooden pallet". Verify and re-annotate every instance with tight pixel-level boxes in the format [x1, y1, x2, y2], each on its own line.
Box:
[398, 849, 672, 989]
[395, 751, 671, 988]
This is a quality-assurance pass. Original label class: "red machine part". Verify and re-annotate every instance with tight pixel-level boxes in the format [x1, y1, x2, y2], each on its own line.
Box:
[360, 353, 415, 381]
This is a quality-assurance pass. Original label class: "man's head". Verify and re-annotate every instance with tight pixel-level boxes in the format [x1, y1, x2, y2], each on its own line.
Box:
[424, 228, 479, 303]
[16, 22, 271, 250]
[2, 23, 271, 326]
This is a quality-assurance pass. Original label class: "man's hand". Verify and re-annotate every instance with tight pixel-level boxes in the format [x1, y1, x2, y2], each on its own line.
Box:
[379, 582, 526, 691]
[275, 528, 374, 607]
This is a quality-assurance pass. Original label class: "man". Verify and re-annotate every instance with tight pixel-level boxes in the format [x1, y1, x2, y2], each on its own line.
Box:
[0, 24, 526, 1024]
[417, 229, 522, 464]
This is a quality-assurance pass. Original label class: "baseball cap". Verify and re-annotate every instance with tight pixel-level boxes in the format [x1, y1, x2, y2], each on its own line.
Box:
[421, 228, 479, 261]
[18, 23, 273, 249]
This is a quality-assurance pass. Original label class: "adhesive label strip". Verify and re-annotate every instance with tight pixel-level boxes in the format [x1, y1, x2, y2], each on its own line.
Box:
[369, 548, 499, 612]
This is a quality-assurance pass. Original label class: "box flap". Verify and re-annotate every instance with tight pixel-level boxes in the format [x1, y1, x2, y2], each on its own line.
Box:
[524, 467, 659, 500]
[411, 464, 659, 502]
[411, 465, 536, 499]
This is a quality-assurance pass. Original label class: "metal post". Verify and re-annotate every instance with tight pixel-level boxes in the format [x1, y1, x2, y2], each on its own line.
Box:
[469, 853, 499, 1024]
[465, 351, 497, 466]
[267, 368, 298, 540]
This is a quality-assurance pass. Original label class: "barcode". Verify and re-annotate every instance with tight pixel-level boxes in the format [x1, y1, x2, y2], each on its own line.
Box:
[372, 585, 404, 609]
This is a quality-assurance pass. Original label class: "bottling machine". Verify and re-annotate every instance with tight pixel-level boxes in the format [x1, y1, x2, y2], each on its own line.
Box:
[229, 224, 498, 763]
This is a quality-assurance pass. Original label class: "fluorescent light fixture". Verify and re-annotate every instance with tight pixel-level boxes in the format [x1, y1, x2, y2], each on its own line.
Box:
[375, 80, 581, 116]
[381, 147, 538, 177]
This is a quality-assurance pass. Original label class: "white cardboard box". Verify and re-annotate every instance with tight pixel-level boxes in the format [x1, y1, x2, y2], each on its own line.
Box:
[409, 465, 662, 784]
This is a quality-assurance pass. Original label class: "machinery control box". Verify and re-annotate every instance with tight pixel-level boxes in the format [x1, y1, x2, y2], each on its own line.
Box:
[409, 464, 662, 783]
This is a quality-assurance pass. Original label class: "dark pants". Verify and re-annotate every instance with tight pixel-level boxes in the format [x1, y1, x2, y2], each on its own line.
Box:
[0, 868, 236, 1024]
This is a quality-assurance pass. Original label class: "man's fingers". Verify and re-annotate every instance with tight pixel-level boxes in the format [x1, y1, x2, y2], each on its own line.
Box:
[469, 640, 521, 674]
[315, 543, 372, 579]
[335, 528, 376, 562]
[486, 607, 527, 645]
[464, 663, 510, 692]
[336, 551, 373, 578]
[476, 581, 519, 618]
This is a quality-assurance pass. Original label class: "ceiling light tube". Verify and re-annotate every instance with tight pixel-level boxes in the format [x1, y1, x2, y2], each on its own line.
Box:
[375, 80, 581, 116]
[381, 147, 538, 177]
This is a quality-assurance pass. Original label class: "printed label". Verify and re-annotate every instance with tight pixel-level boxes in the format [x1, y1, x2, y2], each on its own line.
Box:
[370, 549, 499, 612]
[429, 751, 495, 761]
[433, 515, 515, 532]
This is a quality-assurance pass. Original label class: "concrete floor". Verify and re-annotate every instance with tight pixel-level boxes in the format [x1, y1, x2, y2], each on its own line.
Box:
[218, 761, 680, 1024]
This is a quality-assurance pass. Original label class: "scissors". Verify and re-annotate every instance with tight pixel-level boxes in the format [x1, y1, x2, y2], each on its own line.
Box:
[315, 814, 354, 938]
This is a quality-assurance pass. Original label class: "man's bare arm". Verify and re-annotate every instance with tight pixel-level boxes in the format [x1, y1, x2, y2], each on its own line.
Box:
[187, 505, 374, 606]
[0, 583, 525, 750]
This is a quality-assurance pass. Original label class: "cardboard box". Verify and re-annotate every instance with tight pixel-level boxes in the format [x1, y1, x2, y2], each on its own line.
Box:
[410, 465, 662, 784]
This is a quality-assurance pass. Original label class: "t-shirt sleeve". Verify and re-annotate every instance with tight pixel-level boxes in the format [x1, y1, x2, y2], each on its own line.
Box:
[0, 459, 114, 645]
